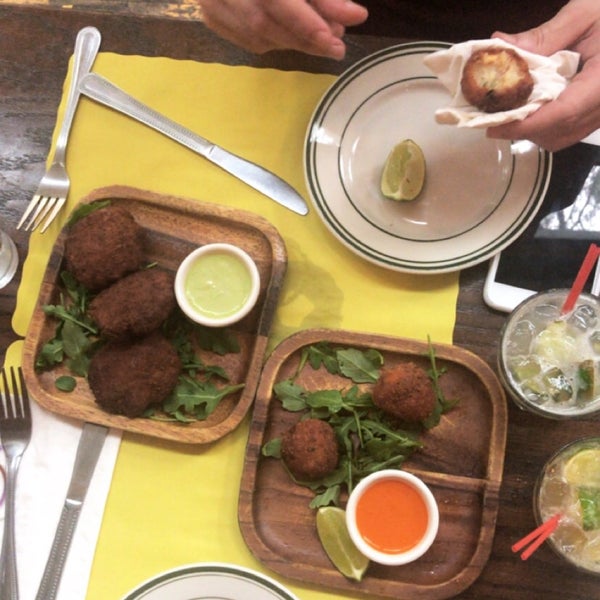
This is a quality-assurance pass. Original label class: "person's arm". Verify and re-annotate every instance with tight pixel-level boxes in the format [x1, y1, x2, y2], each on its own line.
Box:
[488, 0, 600, 151]
[198, 0, 368, 59]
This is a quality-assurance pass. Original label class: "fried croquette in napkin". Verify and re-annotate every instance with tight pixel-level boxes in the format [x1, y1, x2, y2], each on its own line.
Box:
[423, 39, 580, 128]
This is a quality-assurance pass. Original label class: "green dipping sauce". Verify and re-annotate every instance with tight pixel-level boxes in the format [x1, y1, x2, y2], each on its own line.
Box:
[184, 251, 253, 319]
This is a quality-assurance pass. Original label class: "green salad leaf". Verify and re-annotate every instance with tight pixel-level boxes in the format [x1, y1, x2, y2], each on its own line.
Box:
[262, 340, 457, 508]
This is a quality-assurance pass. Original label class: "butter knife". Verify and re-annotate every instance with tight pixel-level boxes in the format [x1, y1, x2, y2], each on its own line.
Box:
[35, 423, 108, 600]
[78, 73, 309, 215]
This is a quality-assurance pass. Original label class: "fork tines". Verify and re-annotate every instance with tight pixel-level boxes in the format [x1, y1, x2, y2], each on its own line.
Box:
[16, 195, 65, 233]
[0, 367, 31, 421]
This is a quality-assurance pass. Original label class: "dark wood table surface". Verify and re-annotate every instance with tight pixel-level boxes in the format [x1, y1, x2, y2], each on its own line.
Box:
[1, 4, 599, 599]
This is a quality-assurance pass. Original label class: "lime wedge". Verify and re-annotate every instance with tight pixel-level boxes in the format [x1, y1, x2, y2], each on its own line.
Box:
[533, 320, 578, 365]
[316, 506, 369, 581]
[564, 448, 600, 487]
[380, 139, 426, 201]
[577, 359, 596, 402]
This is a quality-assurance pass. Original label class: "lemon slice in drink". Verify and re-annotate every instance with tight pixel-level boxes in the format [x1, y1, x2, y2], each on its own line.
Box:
[316, 506, 369, 581]
[564, 448, 600, 487]
[380, 139, 426, 201]
[533, 321, 579, 365]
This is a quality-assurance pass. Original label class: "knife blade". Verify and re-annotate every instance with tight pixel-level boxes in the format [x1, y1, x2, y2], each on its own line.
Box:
[35, 422, 108, 600]
[78, 72, 309, 216]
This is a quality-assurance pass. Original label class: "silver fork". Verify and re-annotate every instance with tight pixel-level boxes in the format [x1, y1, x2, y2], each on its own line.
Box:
[17, 26, 101, 233]
[0, 367, 32, 600]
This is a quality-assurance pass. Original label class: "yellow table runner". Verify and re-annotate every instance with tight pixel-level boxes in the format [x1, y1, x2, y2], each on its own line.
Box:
[12, 53, 458, 599]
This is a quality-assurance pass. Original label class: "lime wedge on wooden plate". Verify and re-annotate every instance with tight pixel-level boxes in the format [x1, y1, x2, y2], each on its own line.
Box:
[380, 139, 426, 201]
[316, 506, 369, 581]
[564, 448, 600, 487]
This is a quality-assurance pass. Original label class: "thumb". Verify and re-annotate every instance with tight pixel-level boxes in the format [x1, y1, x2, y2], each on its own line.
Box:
[493, 3, 588, 55]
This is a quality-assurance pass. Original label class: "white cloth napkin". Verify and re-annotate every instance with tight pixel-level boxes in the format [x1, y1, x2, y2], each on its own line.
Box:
[0, 402, 121, 600]
[423, 38, 580, 127]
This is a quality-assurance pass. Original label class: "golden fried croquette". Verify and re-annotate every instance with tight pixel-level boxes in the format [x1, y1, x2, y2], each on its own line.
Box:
[89, 268, 175, 340]
[88, 331, 181, 417]
[372, 362, 436, 423]
[461, 47, 534, 113]
[64, 205, 146, 291]
[281, 418, 339, 481]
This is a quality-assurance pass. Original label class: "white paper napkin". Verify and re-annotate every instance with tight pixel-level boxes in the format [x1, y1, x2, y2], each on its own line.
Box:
[423, 38, 580, 128]
[0, 402, 121, 600]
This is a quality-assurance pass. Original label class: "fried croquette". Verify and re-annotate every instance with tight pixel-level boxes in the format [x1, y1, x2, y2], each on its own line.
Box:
[88, 331, 181, 417]
[372, 362, 436, 423]
[64, 205, 146, 291]
[89, 268, 175, 340]
[281, 418, 339, 481]
[461, 47, 534, 113]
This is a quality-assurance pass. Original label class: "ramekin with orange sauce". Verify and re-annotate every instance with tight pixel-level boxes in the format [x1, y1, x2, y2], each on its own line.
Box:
[345, 469, 439, 566]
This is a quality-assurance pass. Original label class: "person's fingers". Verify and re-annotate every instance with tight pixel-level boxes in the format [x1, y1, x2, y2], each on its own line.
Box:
[200, 0, 348, 58]
[265, 0, 366, 56]
[200, 0, 272, 53]
[310, 0, 368, 27]
[488, 67, 600, 151]
[493, 0, 599, 56]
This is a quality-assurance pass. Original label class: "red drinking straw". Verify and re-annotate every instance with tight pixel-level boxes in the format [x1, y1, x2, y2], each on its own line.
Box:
[561, 243, 600, 315]
[511, 513, 561, 561]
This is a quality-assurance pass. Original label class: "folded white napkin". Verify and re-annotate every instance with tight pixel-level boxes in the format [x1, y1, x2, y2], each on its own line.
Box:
[423, 38, 580, 127]
[0, 402, 121, 600]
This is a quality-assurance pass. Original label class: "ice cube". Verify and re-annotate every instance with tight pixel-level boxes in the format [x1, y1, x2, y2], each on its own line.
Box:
[591, 331, 600, 354]
[568, 303, 598, 331]
[507, 319, 536, 355]
[533, 302, 561, 324]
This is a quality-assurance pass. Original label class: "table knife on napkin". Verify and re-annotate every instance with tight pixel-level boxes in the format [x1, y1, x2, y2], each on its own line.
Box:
[78, 72, 309, 216]
[35, 422, 108, 600]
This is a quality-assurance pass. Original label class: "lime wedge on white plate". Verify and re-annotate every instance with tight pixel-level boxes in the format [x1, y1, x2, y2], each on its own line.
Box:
[380, 139, 426, 201]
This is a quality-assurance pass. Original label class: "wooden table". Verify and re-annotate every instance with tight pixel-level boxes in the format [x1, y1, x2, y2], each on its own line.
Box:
[1, 5, 599, 599]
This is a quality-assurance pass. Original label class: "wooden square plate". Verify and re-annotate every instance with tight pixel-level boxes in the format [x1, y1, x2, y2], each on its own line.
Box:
[239, 328, 508, 599]
[22, 185, 287, 444]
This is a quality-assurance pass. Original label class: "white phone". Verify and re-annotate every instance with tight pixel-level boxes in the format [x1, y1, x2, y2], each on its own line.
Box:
[483, 252, 536, 313]
[483, 143, 600, 313]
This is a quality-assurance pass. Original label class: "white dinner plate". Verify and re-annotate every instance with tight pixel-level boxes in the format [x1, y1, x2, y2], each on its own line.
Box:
[120, 563, 300, 600]
[304, 41, 552, 273]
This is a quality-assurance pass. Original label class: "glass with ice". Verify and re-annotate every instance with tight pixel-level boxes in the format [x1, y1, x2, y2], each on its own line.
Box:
[535, 437, 600, 574]
[498, 289, 600, 419]
[0, 229, 17, 288]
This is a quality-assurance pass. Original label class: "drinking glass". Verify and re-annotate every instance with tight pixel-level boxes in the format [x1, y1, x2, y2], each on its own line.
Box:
[0, 229, 18, 288]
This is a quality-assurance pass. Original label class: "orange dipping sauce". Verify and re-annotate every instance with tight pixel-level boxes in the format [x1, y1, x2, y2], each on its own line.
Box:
[355, 478, 429, 554]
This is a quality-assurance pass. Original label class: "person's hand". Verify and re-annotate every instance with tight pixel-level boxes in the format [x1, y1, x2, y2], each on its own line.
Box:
[488, 0, 600, 151]
[198, 0, 368, 60]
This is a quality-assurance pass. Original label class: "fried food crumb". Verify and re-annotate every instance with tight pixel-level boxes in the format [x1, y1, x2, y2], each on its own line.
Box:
[88, 331, 181, 417]
[372, 362, 436, 423]
[64, 205, 146, 291]
[461, 47, 534, 113]
[89, 268, 175, 340]
[281, 418, 339, 481]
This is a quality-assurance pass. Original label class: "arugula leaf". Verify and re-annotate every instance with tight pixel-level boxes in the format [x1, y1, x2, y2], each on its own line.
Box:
[336, 348, 382, 383]
[38, 268, 244, 424]
[310, 484, 341, 509]
[196, 326, 240, 355]
[163, 377, 244, 421]
[265, 339, 457, 508]
[579, 486, 600, 530]
[262, 438, 282, 458]
[422, 336, 459, 429]
[305, 342, 340, 374]
[36, 338, 64, 370]
[55, 375, 77, 392]
[65, 199, 111, 228]
[273, 380, 308, 412]
[306, 389, 345, 413]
